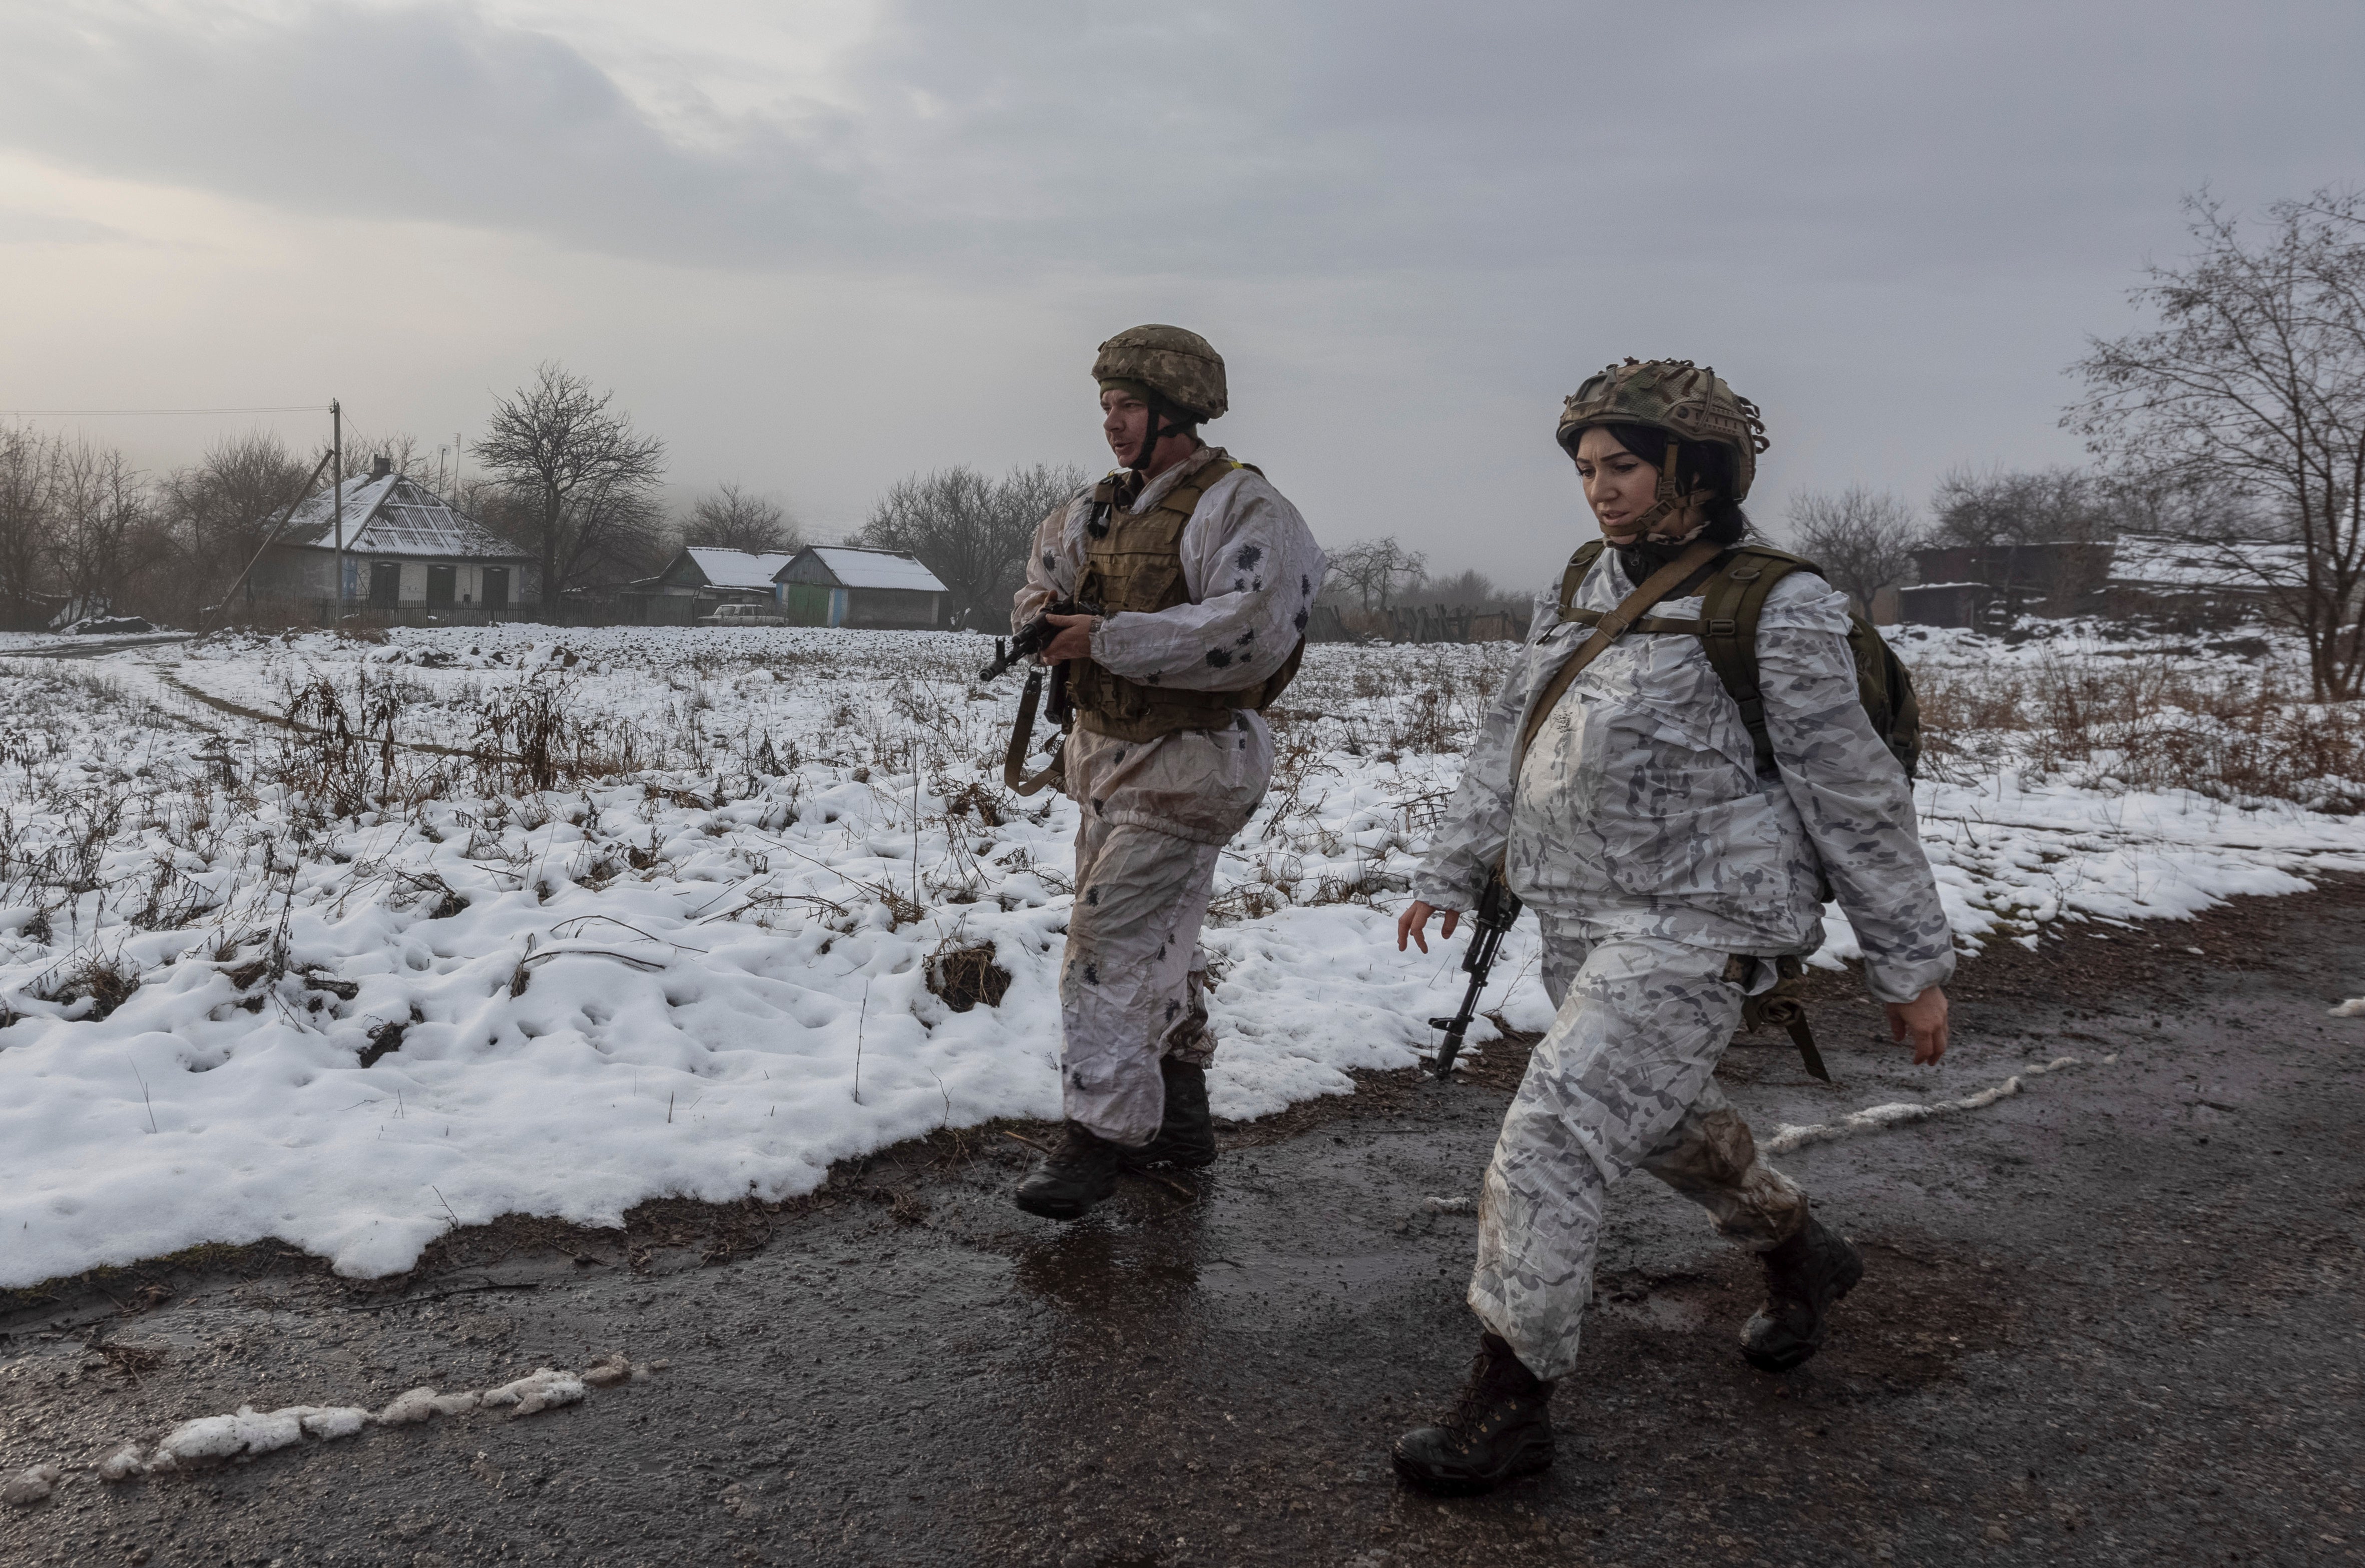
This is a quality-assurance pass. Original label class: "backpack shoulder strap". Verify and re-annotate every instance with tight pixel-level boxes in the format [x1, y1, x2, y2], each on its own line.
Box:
[1557, 539, 1609, 616]
[1698, 545, 1815, 774]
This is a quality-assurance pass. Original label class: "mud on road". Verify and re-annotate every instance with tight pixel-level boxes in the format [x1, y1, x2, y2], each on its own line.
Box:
[5, 880, 2362, 1567]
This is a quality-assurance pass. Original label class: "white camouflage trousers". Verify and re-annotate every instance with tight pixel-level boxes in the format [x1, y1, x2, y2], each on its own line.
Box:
[1469, 914, 1809, 1382]
[1056, 724, 1264, 1146]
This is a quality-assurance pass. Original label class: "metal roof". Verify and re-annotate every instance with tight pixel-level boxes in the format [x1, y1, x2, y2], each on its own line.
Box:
[682, 547, 798, 590]
[785, 547, 948, 593]
[272, 474, 529, 561]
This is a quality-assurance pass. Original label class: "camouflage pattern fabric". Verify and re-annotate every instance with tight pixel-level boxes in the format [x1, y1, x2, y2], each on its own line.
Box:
[1471, 927, 1807, 1382]
[1020, 447, 1326, 1143]
[1415, 543, 1950, 1382]
[1092, 324, 1229, 422]
[1019, 444, 1327, 721]
[1054, 727, 1243, 1144]
[1412, 549, 1955, 1005]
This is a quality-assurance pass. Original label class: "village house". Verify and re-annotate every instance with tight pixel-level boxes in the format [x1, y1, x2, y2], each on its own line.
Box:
[1894, 534, 2339, 632]
[623, 547, 798, 625]
[249, 457, 537, 618]
[773, 546, 949, 629]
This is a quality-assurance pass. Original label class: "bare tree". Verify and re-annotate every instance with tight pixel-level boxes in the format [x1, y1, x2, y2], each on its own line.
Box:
[158, 432, 312, 616]
[2070, 190, 2365, 699]
[1928, 465, 2113, 548]
[684, 483, 801, 555]
[0, 427, 58, 630]
[1327, 536, 1427, 611]
[47, 441, 154, 621]
[858, 462, 1086, 629]
[473, 364, 667, 611]
[1786, 485, 1922, 616]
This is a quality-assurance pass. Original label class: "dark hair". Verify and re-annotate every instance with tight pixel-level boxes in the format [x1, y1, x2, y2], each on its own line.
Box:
[1572, 421, 1751, 544]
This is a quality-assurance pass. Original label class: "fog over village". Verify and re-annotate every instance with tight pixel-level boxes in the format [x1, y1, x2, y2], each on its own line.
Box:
[1, 5, 2361, 1565]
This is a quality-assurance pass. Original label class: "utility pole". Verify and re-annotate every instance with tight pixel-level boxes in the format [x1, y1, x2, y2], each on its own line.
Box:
[331, 399, 344, 630]
[454, 430, 463, 493]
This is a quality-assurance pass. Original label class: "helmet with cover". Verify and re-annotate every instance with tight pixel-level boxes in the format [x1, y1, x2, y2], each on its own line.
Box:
[1556, 359, 1769, 537]
[1093, 324, 1228, 422]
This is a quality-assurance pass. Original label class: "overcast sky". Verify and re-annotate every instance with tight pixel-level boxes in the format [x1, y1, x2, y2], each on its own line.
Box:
[2, 0, 2358, 584]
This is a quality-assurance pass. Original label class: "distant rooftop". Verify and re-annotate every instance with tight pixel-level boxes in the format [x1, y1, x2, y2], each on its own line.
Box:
[787, 546, 949, 594]
[682, 547, 798, 590]
[2107, 532, 2302, 591]
[273, 473, 528, 561]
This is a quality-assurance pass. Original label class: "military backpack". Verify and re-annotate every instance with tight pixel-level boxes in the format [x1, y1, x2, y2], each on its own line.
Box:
[1556, 540, 1921, 779]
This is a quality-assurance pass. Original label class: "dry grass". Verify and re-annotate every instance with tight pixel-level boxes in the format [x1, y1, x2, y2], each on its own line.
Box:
[1914, 652, 2365, 813]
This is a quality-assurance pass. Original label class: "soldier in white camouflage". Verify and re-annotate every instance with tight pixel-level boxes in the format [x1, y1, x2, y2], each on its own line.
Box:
[1010, 325, 1328, 1221]
[1389, 360, 1956, 1494]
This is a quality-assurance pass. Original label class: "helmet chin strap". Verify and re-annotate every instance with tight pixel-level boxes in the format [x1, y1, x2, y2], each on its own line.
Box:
[1132, 396, 1181, 472]
[1618, 436, 1688, 538]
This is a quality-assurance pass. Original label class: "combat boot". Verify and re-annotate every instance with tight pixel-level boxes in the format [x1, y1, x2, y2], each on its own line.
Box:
[1390, 1333, 1556, 1495]
[1013, 1121, 1129, 1220]
[1125, 1059, 1217, 1169]
[1741, 1215, 1864, 1371]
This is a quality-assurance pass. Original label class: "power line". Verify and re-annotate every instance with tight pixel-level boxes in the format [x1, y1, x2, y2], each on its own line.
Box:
[0, 404, 325, 416]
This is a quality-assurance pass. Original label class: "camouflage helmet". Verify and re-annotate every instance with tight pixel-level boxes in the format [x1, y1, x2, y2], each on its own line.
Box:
[1093, 324, 1228, 423]
[1555, 358, 1769, 503]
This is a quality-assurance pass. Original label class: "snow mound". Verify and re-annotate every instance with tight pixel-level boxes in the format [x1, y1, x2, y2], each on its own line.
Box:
[478, 1368, 584, 1416]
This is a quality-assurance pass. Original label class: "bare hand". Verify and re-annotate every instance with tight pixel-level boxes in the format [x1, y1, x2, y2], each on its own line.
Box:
[1886, 985, 1950, 1066]
[1038, 613, 1095, 665]
[1397, 899, 1462, 954]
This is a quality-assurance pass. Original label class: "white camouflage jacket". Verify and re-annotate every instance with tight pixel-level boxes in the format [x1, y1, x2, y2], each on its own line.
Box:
[1017, 444, 1328, 844]
[1412, 548, 1955, 1004]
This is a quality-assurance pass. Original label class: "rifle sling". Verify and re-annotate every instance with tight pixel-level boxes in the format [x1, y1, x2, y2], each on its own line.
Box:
[1001, 667, 1066, 797]
[1511, 539, 1722, 778]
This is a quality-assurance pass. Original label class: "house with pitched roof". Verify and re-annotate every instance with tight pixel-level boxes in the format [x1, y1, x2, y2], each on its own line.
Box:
[773, 546, 948, 628]
[623, 547, 800, 624]
[250, 457, 538, 615]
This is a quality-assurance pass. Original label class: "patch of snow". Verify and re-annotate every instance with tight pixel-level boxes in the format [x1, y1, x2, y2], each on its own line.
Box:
[1765, 1056, 2091, 1156]
[2, 1463, 62, 1505]
[378, 1387, 481, 1424]
[477, 1368, 585, 1416]
[97, 1446, 148, 1482]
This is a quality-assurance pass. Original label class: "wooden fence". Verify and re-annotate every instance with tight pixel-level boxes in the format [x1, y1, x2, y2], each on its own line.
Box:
[1305, 603, 1526, 644]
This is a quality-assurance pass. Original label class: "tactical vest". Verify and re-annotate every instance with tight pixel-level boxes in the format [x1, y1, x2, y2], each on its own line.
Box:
[1556, 541, 1921, 779]
[1068, 451, 1306, 741]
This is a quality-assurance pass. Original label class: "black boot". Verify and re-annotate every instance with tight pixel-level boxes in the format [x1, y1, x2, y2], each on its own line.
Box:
[1741, 1215, 1864, 1371]
[1390, 1333, 1556, 1495]
[1125, 1059, 1217, 1169]
[1013, 1121, 1129, 1220]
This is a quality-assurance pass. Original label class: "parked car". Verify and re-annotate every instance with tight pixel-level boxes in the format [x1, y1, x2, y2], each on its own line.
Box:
[696, 603, 790, 628]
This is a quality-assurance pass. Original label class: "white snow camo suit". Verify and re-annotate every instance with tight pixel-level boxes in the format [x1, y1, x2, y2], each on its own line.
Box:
[1019, 445, 1327, 1147]
[1413, 548, 1954, 1381]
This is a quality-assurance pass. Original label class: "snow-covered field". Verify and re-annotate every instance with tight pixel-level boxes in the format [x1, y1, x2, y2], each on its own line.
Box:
[2, 620, 2359, 1289]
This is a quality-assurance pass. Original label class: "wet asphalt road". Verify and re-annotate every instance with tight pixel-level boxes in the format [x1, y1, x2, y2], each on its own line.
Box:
[3, 878, 2362, 1567]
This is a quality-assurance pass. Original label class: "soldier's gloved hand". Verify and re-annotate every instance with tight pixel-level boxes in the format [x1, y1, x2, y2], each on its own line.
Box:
[1886, 985, 1950, 1066]
[1038, 613, 1096, 665]
[1397, 900, 1461, 954]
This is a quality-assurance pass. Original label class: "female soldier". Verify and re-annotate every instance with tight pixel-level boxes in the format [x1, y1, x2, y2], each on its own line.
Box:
[1389, 360, 1955, 1494]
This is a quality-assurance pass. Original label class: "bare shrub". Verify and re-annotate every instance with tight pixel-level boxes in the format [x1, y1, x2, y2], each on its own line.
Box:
[1914, 654, 2365, 812]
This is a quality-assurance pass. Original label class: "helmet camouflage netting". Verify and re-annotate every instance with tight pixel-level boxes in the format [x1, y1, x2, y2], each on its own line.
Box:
[1556, 359, 1769, 502]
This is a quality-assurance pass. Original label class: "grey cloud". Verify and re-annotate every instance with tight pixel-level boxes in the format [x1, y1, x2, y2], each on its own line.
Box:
[6, 1, 2360, 285]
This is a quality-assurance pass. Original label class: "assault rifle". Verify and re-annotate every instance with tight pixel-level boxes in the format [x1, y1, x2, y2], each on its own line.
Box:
[977, 598, 1102, 683]
[979, 598, 1102, 796]
[1429, 870, 1523, 1079]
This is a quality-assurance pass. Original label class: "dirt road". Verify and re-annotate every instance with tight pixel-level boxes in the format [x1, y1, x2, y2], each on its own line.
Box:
[4, 879, 2361, 1567]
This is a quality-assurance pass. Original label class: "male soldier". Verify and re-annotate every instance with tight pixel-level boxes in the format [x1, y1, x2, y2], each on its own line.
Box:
[1009, 324, 1327, 1220]
[1389, 360, 1955, 1492]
